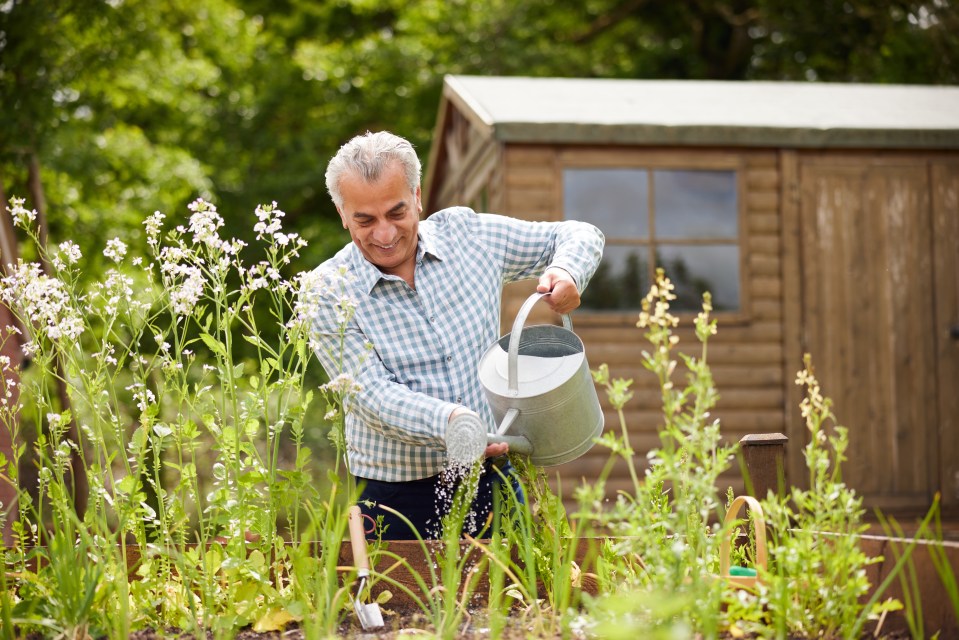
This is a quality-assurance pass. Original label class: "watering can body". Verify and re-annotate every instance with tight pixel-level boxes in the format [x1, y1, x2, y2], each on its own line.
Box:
[477, 292, 604, 467]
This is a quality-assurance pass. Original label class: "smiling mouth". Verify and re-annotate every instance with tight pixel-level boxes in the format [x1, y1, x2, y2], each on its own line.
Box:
[375, 241, 399, 250]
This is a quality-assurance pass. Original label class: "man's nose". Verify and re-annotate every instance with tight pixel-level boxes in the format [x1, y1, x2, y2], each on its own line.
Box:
[372, 220, 396, 244]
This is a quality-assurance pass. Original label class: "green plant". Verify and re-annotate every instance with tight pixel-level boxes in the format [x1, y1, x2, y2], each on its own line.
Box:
[0, 196, 349, 636]
[762, 354, 884, 638]
[581, 270, 732, 635]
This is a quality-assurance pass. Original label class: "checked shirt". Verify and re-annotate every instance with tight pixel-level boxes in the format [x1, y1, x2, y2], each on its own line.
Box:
[308, 206, 604, 482]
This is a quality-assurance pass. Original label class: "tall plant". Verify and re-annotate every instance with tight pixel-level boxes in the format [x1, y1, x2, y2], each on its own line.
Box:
[576, 269, 734, 635]
[0, 196, 350, 636]
[761, 354, 883, 638]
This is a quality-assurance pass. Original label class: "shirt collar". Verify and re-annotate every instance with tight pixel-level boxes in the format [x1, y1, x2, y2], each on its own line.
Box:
[351, 226, 445, 294]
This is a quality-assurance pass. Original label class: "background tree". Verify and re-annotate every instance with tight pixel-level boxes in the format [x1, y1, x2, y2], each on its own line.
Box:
[0, 0, 955, 509]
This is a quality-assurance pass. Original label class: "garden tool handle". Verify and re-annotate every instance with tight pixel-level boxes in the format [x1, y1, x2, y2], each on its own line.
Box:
[348, 505, 371, 575]
[719, 495, 767, 576]
[507, 292, 574, 393]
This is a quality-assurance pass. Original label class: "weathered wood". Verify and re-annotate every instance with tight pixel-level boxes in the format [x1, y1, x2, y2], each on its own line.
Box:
[750, 275, 782, 299]
[749, 252, 781, 277]
[747, 235, 781, 255]
[738, 433, 787, 499]
[746, 190, 779, 211]
[745, 167, 779, 190]
[932, 162, 959, 510]
[798, 158, 939, 504]
[779, 150, 806, 491]
[748, 212, 781, 235]
[556, 146, 743, 169]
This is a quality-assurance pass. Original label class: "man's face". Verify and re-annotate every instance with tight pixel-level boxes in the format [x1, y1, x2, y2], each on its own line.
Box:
[337, 162, 422, 279]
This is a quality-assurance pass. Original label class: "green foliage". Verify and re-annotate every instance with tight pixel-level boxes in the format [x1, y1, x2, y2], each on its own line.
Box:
[0, 196, 349, 636]
[760, 354, 884, 638]
[580, 270, 732, 636]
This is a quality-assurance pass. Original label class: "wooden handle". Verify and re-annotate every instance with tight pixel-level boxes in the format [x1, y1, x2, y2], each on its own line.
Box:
[719, 495, 767, 577]
[348, 505, 370, 573]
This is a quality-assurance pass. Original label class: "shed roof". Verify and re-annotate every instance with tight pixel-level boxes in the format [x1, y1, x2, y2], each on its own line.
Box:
[442, 75, 959, 149]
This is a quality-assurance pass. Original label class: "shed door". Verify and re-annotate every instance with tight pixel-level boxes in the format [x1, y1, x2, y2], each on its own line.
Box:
[798, 155, 957, 511]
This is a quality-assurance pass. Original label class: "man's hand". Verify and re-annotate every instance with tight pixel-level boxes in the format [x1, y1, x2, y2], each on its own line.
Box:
[537, 267, 581, 315]
[484, 442, 509, 457]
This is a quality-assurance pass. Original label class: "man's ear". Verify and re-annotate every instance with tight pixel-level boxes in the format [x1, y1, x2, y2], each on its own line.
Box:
[415, 185, 423, 214]
[336, 207, 348, 229]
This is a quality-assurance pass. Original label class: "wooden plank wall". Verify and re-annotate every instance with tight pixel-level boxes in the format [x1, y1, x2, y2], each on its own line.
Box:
[795, 153, 952, 512]
[495, 145, 787, 504]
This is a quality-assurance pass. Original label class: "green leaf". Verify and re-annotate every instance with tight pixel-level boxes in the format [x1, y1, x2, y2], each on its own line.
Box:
[253, 607, 297, 633]
[115, 474, 138, 495]
[199, 332, 227, 358]
[153, 424, 173, 438]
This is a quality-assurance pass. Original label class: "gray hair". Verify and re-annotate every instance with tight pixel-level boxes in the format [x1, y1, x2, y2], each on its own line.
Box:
[325, 131, 422, 209]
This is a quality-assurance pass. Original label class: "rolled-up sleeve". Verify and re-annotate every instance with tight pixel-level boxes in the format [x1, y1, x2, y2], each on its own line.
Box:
[469, 212, 605, 290]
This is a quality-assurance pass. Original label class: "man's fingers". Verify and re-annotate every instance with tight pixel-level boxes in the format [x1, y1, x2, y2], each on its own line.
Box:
[485, 442, 509, 457]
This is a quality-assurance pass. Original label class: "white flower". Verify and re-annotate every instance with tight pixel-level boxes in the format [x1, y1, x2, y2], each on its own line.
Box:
[7, 197, 37, 228]
[143, 211, 166, 247]
[253, 201, 285, 239]
[169, 266, 205, 317]
[58, 241, 82, 265]
[103, 237, 128, 263]
[0, 260, 84, 343]
[187, 199, 225, 248]
[124, 382, 156, 412]
[320, 373, 363, 396]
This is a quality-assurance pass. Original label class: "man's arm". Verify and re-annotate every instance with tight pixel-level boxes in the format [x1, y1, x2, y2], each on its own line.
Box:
[308, 274, 458, 450]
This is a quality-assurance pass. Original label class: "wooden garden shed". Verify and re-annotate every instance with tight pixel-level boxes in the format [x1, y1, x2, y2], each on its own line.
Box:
[424, 75, 959, 516]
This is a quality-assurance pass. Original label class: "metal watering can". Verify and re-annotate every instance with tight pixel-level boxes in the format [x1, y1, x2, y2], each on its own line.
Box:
[446, 292, 604, 467]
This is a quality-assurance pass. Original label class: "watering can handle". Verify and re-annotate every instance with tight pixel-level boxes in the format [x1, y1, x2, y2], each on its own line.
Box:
[507, 292, 573, 393]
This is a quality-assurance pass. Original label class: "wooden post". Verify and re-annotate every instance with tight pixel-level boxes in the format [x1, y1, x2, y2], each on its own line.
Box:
[739, 433, 788, 500]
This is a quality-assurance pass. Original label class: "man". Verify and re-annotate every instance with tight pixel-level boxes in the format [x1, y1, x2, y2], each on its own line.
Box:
[310, 131, 603, 539]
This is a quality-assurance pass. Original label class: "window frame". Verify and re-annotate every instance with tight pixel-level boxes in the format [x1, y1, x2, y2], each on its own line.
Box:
[557, 147, 751, 326]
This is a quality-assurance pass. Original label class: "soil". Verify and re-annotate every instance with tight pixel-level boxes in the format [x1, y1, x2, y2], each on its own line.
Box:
[122, 610, 914, 640]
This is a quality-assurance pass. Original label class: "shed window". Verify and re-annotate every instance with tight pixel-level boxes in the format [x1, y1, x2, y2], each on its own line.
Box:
[564, 168, 740, 313]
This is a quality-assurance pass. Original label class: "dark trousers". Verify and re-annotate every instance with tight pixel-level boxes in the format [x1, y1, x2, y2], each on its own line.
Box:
[356, 460, 523, 540]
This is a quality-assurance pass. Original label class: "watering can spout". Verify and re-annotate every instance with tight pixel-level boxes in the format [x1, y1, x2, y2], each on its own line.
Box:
[445, 411, 533, 465]
[489, 433, 532, 455]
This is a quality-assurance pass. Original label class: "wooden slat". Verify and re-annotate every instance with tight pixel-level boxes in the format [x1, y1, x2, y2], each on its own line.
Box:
[932, 162, 959, 510]
[462, 143, 501, 206]
[750, 276, 782, 299]
[505, 145, 555, 165]
[587, 342, 782, 366]
[749, 253, 781, 278]
[751, 299, 783, 320]
[504, 165, 555, 188]
[746, 167, 779, 190]
[613, 408, 786, 432]
[749, 212, 781, 234]
[746, 191, 779, 212]
[504, 189, 554, 218]
[748, 235, 780, 255]
[780, 150, 805, 488]
[557, 146, 743, 169]
[743, 152, 779, 168]
[576, 319, 783, 344]
[589, 363, 783, 392]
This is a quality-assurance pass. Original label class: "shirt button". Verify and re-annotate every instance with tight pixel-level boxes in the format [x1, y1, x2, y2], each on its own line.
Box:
[456, 396, 462, 403]
[446, 355, 452, 362]
[430, 316, 435, 322]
